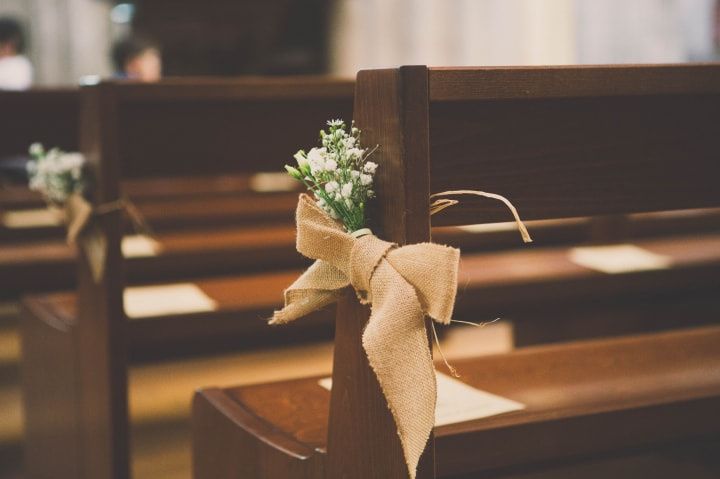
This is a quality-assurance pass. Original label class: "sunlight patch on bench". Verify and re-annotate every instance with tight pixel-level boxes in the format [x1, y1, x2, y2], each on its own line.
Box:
[318, 372, 524, 427]
[569, 244, 672, 274]
[124, 283, 217, 319]
[122, 234, 163, 258]
[250, 172, 300, 192]
[1, 208, 64, 228]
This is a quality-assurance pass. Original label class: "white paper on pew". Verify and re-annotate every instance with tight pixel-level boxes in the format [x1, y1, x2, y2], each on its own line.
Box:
[122, 235, 163, 258]
[1, 208, 64, 228]
[249, 172, 300, 192]
[124, 283, 218, 319]
[318, 372, 524, 427]
[569, 244, 672, 274]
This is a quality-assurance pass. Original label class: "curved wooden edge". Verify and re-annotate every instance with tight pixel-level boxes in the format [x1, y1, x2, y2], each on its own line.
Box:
[202, 324, 720, 477]
[192, 388, 319, 461]
[21, 294, 75, 333]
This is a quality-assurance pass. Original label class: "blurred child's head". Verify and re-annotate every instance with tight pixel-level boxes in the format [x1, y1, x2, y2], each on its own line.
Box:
[0, 18, 25, 58]
[111, 36, 162, 82]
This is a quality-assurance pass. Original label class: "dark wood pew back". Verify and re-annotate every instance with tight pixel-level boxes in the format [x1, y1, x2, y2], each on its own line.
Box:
[90, 77, 354, 179]
[332, 64, 720, 478]
[0, 89, 79, 160]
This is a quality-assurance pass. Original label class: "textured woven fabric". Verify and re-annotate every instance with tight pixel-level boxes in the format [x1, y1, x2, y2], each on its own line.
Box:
[65, 193, 93, 244]
[271, 194, 460, 478]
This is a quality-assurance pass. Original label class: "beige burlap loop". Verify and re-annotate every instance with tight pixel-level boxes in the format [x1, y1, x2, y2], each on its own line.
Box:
[349, 235, 394, 302]
[61, 193, 154, 283]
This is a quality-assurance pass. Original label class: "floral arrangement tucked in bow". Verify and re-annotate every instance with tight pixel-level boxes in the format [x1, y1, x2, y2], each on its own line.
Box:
[285, 119, 377, 233]
[26, 142, 87, 205]
[279, 119, 462, 479]
[26, 142, 109, 281]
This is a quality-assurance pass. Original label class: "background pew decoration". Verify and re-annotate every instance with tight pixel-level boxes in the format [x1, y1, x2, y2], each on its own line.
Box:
[276, 120, 531, 479]
[26, 143, 150, 282]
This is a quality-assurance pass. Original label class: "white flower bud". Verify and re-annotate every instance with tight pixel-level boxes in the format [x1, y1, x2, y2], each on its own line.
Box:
[341, 182, 353, 198]
[29, 143, 44, 157]
[363, 161, 378, 174]
[324, 159, 337, 171]
[293, 150, 308, 168]
[325, 181, 339, 193]
[350, 170, 360, 179]
[360, 173, 373, 186]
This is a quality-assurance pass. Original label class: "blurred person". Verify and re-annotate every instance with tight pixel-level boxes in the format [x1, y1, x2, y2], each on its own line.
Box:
[111, 35, 162, 81]
[0, 17, 32, 90]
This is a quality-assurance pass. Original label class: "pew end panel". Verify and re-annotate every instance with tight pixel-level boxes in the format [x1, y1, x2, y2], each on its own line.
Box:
[192, 387, 325, 479]
[20, 295, 80, 479]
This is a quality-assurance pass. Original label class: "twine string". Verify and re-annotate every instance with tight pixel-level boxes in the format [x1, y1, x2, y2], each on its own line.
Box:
[94, 197, 154, 237]
[430, 189, 533, 243]
[428, 189, 531, 377]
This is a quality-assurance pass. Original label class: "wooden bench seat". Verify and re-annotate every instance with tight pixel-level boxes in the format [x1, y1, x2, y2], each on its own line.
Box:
[193, 324, 720, 478]
[21, 231, 720, 359]
[22, 270, 334, 360]
[0, 172, 291, 210]
[3, 206, 719, 297]
[0, 190, 299, 242]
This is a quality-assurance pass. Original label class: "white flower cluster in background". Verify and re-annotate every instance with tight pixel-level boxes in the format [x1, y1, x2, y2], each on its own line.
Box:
[286, 119, 377, 232]
[26, 143, 87, 205]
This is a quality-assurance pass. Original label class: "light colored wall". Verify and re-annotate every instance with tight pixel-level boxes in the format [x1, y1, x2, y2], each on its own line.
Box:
[0, 0, 114, 86]
[329, 0, 717, 76]
[329, 0, 576, 76]
[576, 0, 717, 63]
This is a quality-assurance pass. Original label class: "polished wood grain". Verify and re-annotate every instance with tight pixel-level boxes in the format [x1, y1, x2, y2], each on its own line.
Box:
[21, 231, 720, 361]
[201, 324, 720, 477]
[3, 207, 719, 299]
[429, 96, 720, 225]
[74, 83, 130, 479]
[428, 64, 720, 101]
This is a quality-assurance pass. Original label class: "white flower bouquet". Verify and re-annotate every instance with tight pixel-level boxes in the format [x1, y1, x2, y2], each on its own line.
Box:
[285, 119, 377, 233]
[26, 143, 87, 205]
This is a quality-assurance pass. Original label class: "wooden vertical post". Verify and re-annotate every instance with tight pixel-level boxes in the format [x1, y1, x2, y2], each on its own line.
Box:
[75, 83, 129, 479]
[327, 66, 434, 478]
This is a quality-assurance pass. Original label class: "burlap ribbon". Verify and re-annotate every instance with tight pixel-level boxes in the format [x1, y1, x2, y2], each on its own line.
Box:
[64, 193, 152, 283]
[271, 194, 460, 478]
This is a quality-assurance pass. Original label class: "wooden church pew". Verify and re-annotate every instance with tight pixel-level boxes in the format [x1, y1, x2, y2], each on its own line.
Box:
[23, 65, 720, 478]
[0, 77, 354, 242]
[192, 64, 720, 478]
[3, 204, 718, 298]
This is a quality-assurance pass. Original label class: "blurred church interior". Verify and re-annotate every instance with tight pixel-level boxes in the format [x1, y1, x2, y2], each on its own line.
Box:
[0, 1, 719, 478]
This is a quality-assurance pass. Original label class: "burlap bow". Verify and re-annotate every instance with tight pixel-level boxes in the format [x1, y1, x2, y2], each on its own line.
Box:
[64, 193, 152, 283]
[271, 194, 459, 478]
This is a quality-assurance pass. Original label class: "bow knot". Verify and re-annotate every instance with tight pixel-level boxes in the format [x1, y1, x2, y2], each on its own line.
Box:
[349, 235, 394, 301]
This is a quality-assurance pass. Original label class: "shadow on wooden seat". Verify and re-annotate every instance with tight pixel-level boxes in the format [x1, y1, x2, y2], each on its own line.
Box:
[193, 325, 720, 478]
